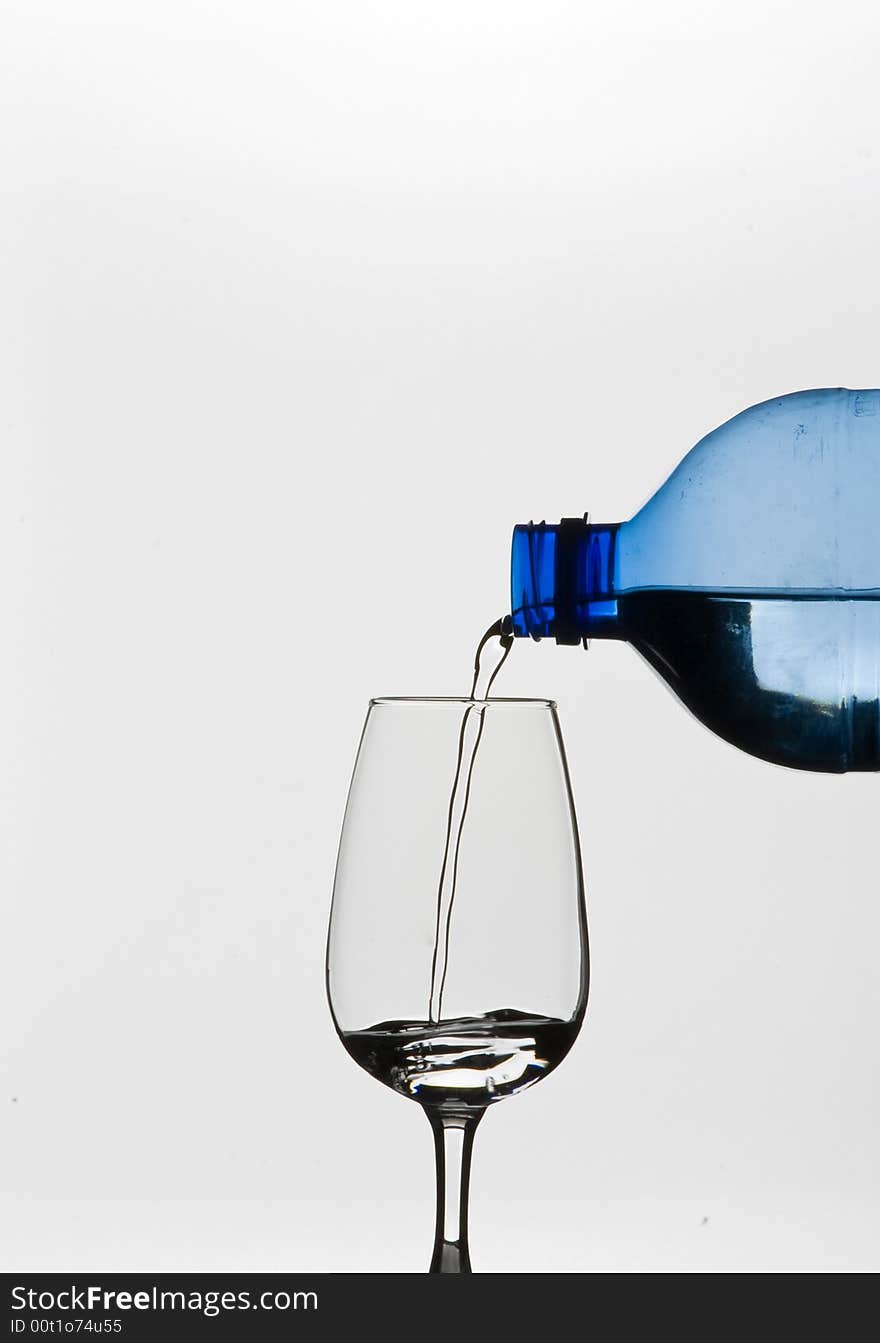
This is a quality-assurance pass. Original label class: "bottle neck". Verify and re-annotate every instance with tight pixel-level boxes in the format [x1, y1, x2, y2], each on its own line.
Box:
[510, 518, 621, 643]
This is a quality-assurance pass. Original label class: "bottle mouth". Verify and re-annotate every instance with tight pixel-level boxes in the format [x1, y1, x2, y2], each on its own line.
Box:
[510, 519, 618, 642]
[510, 523, 560, 639]
[510, 519, 591, 643]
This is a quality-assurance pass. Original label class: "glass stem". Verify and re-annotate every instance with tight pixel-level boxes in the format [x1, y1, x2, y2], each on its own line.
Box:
[427, 1109, 484, 1274]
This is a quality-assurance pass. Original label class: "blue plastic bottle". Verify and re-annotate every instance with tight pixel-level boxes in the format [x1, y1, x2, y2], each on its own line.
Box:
[510, 388, 880, 772]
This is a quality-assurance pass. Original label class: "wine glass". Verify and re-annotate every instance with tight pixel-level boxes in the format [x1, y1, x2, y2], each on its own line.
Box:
[326, 697, 589, 1273]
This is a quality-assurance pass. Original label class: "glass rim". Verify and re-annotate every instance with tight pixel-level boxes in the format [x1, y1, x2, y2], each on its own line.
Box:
[369, 695, 557, 709]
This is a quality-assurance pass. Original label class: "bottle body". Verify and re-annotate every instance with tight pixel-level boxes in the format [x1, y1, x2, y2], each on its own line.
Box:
[510, 389, 880, 772]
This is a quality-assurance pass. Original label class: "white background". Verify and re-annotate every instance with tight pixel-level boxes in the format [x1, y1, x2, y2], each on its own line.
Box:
[2, 1, 879, 1272]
